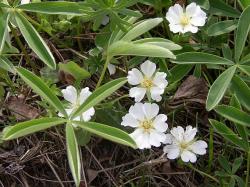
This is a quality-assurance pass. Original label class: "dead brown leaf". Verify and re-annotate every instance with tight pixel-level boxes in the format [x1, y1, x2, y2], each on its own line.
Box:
[6, 96, 40, 121]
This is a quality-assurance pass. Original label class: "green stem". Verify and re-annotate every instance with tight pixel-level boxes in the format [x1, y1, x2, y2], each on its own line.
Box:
[208, 127, 214, 173]
[246, 150, 250, 187]
[188, 164, 220, 184]
[96, 57, 110, 88]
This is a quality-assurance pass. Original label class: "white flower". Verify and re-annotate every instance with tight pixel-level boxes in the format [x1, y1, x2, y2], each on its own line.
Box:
[21, 0, 30, 4]
[108, 64, 116, 75]
[127, 60, 168, 102]
[121, 103, 168, 149]
[166, 3, 206, 34]
[163, 126, 207, 163]
[58, 86, 95, 126]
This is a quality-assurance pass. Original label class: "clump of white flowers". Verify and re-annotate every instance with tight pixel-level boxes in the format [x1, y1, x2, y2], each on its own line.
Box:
[166, 3, 206, 34]
[127, 60, 168, 102]
[121, 103, 168, 149]
[58, 86, 95, 126]
[163, 126, 207, 163]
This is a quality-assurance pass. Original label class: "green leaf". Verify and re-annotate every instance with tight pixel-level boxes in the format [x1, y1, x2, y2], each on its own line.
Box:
[207, 20, 238, 36]
[218, 156, 231, 173]
[209, 119, 248, 151]
[133, 38, 182, 51]
[172, 52, 234, 65]
[235, 6, 250, 62]
[121, 18, 163, 41]
[0, 56, 15, 73]
[238, 0, 250, 9]
[0, 3, 11, 8]
[231, 75, 250, 111]
[210, 0, 241, 18]
[75, 121, 136, 148]
[16, 67, 67, 117]
[215, 105, 250, 127]
[193, 0, 210, 10]
[232, 157, 243, 174]
[15, 12, 56, 69]
[17, 2, 84, 15]
[238, 65, 250, 76]
[206, 66, 237, 111]
[0, 12, 10, 53]
[71, 78, 127, 119]
[59, 61, 91, 82]
[2, 117, 66, 140]
[169, 64, 193, 82]
[66, 124, 81, 187]
[108, 41, 175, 59]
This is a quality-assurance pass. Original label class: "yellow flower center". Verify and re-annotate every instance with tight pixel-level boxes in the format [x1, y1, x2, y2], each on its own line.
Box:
[141, 78, 153, 88]
[179, 142, 189, 150]
[140, 120, 153, 132]
[180, 15, 190, 26]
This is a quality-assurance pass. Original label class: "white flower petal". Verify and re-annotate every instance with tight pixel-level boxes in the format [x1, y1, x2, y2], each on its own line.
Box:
[82, 107, 95, 121]
[79, 87, 92, 104]
[170, 126, 184, 142]
[129, 87, 146, 102]
[62, 86, 77, 104]
[181, 150, 197, 163]
[153, 72, 168, 89]
[149, 131, 162, 147]
[108, 64, 116, 75]
[101, 15, 110, 25]
[163, 134, 173, 144]
[184, 126, 197, 142]
[185, 3, 198, 17]
[150, 87, 164, 102]
[169, 24, 183, 33]
[150, 130, 167, 143]
[129, 103, 145, 121]
[140, 60, 156, 78]
[183, 24, 198, 33]
[163, 144, 180, 159]
[190, 140, 207, 155]
[131, 130, 151, 149]
[21, 0, 30, 4]
[142, 103, 159, 120]
[121, 113, 139, 127]
[190, 17, 206, 27]
[127, 68, 143, 85]
[166, 4, 183, 24]
[152, 114, 168, 132]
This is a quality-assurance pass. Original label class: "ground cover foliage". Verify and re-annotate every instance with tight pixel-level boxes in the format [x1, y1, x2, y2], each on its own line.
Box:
[0, 0, 250, 186]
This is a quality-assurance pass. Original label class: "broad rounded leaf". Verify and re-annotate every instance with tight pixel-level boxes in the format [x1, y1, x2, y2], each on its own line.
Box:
[2, 117, 66, 140]
[206, 66, 236, 111]
[75, 121, 137, 148]
[71, 78, 127, 118]
[15, 12, 56, 69]
[172, 52, 234, 65]
[16, 67, 67, 116]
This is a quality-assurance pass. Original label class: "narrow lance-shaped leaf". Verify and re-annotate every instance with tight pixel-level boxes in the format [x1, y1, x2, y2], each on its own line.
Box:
[238, 65, 250, 76]
[2, 117, 66, 140]
[17, 2, 84, 15]
[66, 124, 81, 187]
[121, 18, 163, 41]
[235, 6, 250, 62]
[215, 105, 250, 127]
[206, 66, 237, 111]
[209, 119, 249, 151]
[0, 56, 15, 73]
[15, 12, 56, 69]
[0, 12, 10, 53]
[75, 121, 137, 148]
[71, 78, 127, 118]
[231, 75, 250, 111]
[108, 41, 175, 59]
[172, 52, 234, 65]
[16, 67, 67, 116]
[207, 20, 238, 36]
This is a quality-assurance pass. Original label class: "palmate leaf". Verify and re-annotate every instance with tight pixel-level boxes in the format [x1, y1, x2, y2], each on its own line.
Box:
[71, 78, 127, 119]
[16, 67, 67, 117]
[74, 121, 137, 148]
[2, 117, 66, 140]
[66, 124, 81, 186]
[206, 66, 236, 111]
[15, 12, 56, 69]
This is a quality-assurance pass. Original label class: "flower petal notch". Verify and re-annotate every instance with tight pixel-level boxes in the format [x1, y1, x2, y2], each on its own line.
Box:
[163, 126, 207, 163]
[127, 60, 168, 102]
[58, 86, 95, 126]
[166, 3, 207, 34]
[121, 103, 168, 149]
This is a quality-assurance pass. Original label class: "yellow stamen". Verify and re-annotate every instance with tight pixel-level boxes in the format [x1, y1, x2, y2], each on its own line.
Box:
[180, 15, 190, 26]
[141, 78, 153, 88]
[140, 120, 153, 132]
